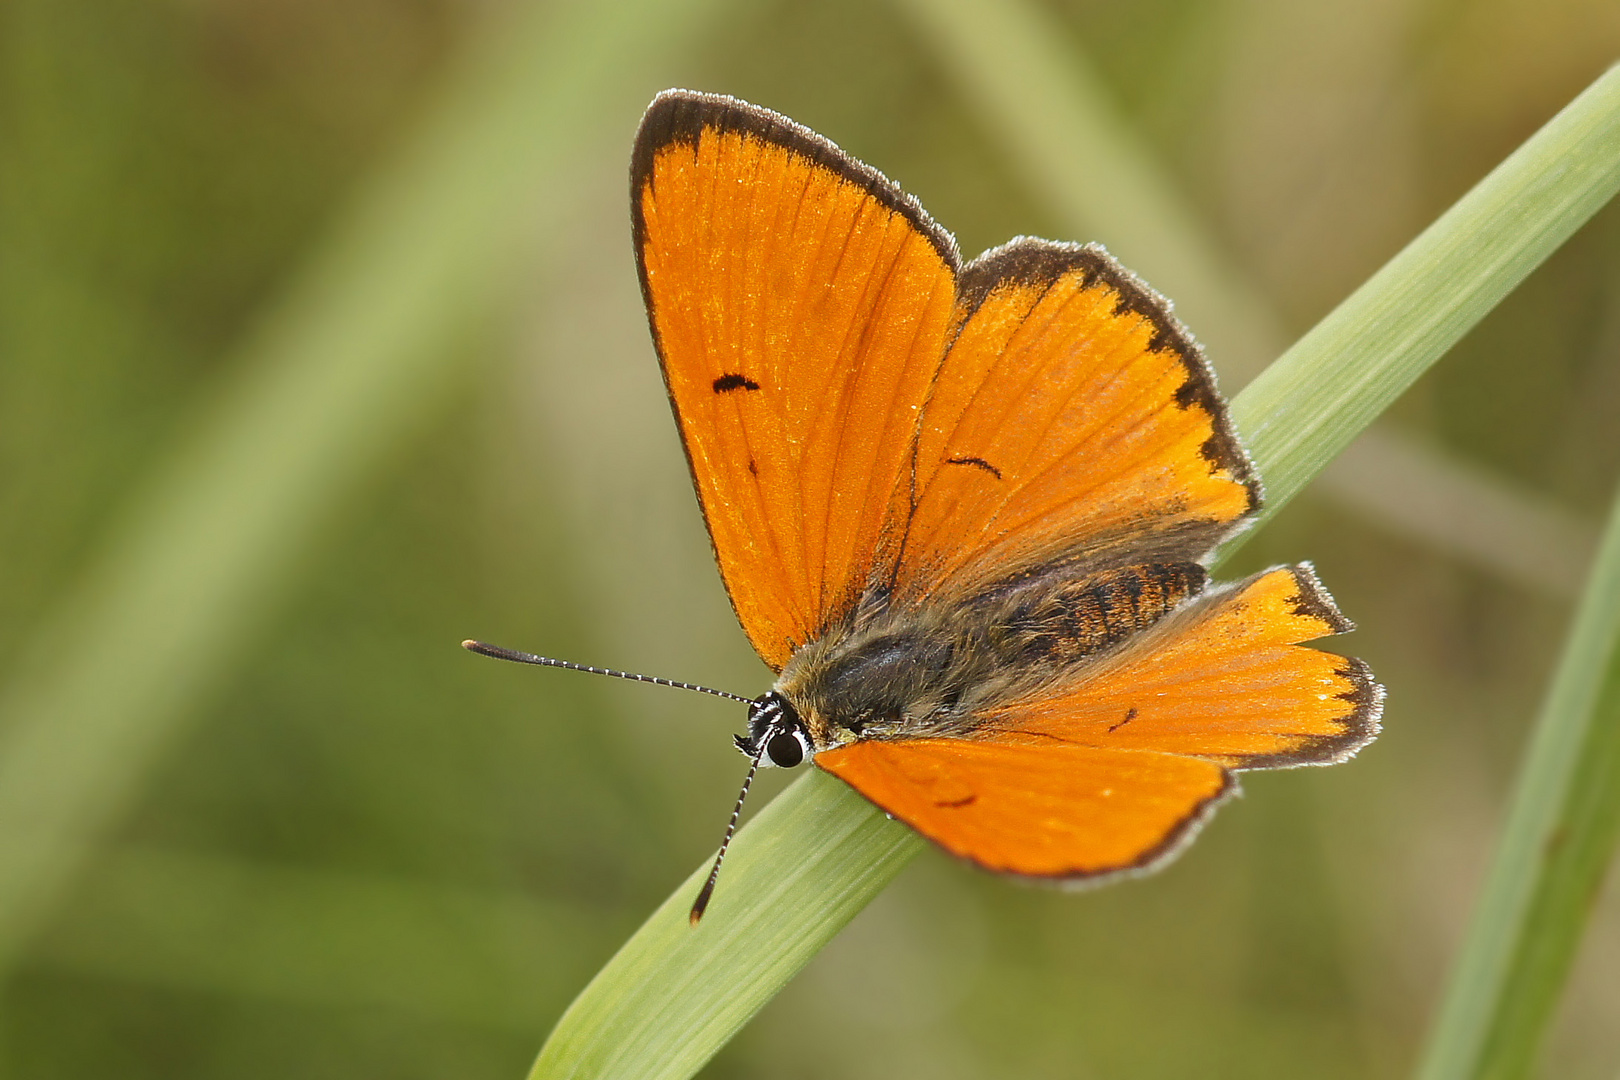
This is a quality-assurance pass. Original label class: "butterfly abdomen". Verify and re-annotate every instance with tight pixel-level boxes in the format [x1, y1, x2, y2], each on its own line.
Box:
[998, 563, 1208, 663]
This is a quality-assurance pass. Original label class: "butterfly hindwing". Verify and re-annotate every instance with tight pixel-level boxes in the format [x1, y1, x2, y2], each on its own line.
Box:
[813, 737, 1232, 879]
[815, 565, 1379, 877]
[633, 91, 960, 669]
[981, 563, 1382, 769]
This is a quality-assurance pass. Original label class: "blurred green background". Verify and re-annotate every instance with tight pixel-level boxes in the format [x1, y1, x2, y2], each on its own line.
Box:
[3, 0, 1620, 1077]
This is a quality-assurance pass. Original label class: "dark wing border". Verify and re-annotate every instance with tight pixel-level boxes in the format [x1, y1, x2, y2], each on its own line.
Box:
[631, 89, 961, 275]
[1002, 766, 1239, 889]
[1228, 562, 1384, 771]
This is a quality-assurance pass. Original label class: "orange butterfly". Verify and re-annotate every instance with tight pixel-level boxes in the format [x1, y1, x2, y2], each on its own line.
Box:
[470, 89, 1382, 923]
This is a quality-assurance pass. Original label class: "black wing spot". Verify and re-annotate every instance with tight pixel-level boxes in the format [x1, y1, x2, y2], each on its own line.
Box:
[747, 459, 759, 476]
[947, 455, 1002, 479]
[1109, 707, 1139, 733]
[713, 373, 760, 393]
[934, 794, 977, 809]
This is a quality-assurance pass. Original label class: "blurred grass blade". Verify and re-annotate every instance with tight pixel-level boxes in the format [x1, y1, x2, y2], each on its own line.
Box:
[529, 64, 1620, 1080]
[34, 846, 610, 1032]
[897, 0, 1601, 595]
[1415, 483, 1620, 1080]
[1322, 433, 1597, 598]
[1234, 66, 1620, 528]
[0, 0, 721, 978]
[892, 0, 1284, 379]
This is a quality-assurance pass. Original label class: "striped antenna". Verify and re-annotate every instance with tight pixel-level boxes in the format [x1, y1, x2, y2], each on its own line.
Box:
[460, 640, 753, 704]
[689, 736, 768, 926]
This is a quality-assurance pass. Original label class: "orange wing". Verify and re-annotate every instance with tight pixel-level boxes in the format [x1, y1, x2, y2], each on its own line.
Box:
[814, 565, 1381, 878]
[893, 241, 1259, 606]
[633, 91, 959, 669]
[814, 739, 1231, 878]
[981, 564, 1381, 768]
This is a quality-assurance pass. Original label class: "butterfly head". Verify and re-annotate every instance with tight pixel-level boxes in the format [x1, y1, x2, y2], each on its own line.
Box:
[735, 691, 812, 768]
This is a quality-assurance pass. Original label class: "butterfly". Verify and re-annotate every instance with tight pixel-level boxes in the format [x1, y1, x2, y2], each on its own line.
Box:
[469, 89, 1382, 924]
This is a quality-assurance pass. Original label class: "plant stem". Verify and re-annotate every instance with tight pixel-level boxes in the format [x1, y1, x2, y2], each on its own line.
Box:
[1416, 480, 1620, 1080]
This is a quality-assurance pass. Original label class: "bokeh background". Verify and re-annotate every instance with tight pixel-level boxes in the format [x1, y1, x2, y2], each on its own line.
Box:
[4, 0, 1620, 1077]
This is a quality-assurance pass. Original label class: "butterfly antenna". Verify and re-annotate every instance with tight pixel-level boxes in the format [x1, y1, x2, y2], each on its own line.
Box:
[461, 640, 752, 704]
[690, 739, 768, 926]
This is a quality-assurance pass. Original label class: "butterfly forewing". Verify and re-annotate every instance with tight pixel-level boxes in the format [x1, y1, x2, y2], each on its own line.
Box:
[895, 240, 1260, 606]
[633, 91, 959, 669]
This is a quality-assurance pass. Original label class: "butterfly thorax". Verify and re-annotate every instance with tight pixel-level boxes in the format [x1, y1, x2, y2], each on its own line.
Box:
[774, 561, 1209, 754]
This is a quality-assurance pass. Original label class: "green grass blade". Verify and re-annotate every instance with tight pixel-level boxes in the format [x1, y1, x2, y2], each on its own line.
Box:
[528, 62, 1620, 1080]
[34, 846, 611, 1031]
[531, 771, 921, 1080]
[0, 0, 722, 978]
[1415, 488, 1620, 1080]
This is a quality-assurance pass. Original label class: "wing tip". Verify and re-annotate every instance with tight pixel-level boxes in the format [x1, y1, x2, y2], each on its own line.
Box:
[956, 237, 1262, 520]
[632, 88, 961, 270]
[1283, 561, 1356, 635]
[1212, 563, 1382, 771]
[1232, 653, 1385, 772]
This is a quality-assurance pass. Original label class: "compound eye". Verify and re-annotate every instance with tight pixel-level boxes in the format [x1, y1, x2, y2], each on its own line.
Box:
[764, 731, 806, 768]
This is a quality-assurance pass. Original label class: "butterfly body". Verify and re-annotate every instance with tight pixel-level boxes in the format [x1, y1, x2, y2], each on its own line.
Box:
[764, 560, 1210, 755]
[630, 89, 1383, 892]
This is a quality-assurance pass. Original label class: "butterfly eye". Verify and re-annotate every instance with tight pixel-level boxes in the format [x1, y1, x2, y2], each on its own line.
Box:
[764, 730, 808, 768]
